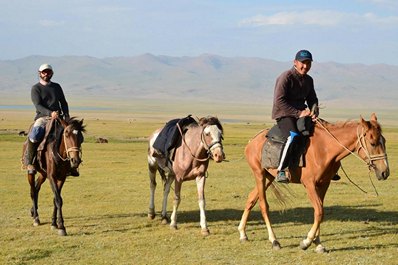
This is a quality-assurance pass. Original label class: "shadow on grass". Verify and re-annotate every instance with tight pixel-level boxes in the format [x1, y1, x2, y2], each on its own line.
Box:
[174, 204, 398, 226]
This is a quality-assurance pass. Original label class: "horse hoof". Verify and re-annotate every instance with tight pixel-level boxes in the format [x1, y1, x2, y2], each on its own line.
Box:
[315, 245, 327, 253]
[239, 237, 249, 243]
[161, 217, 169, 225]
[33, 219, 40, 226]
[201, 228, 210, 236]
[272, 240, 281, 250]
[51, 225, 58, 231]
[58, 229, 67, 236]
[147, 213, 155, 220]
[300, 240, 311, 250]
[170, 225, 178, 230]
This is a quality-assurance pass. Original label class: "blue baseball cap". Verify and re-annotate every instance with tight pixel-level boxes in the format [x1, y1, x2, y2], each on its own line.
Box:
[295, 50, 313, 62]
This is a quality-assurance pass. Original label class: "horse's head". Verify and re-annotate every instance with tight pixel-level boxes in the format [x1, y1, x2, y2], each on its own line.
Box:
[199, 116, 225, 163]
[358, 113, 389, 180]
[60, 118, 86, 169]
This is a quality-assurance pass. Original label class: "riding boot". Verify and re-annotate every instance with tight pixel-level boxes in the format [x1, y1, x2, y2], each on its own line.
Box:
[26, 140, 38, 175]
[276, 131, 299, 183]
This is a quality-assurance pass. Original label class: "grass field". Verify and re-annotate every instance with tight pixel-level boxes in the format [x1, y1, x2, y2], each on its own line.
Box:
[0, 109, 397, 265]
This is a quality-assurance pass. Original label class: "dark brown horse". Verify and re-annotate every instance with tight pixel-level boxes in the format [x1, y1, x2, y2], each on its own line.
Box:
[147, 116, 225, 235]
[22, 117, 85, 236]
[238, 113, 389, 252]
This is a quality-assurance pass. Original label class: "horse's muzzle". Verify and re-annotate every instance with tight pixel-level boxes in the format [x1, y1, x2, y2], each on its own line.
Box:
[376, 167, 389, 180]
[212, 149, 225, 163]
[70, 156, 82, 168]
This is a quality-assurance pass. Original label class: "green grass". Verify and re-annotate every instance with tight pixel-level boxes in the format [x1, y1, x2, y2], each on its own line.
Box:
[0, 110, 397, 265]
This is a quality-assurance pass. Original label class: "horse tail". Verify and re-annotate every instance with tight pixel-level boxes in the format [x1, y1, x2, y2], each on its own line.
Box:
[268, 182, 295, 208]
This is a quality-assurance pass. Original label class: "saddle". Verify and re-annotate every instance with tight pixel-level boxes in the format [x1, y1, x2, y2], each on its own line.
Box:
[261, 116, 313, 170]
[21, 119, 61, 170]
[152, 115, 197, 168]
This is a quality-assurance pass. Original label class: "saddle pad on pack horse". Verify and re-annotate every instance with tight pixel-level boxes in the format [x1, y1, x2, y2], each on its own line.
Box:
[153, 115, 197, 159]
[261, 124, 307, 169]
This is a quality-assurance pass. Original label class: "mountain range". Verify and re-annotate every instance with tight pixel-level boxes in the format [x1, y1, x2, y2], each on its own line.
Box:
[1, 54, 397, 109]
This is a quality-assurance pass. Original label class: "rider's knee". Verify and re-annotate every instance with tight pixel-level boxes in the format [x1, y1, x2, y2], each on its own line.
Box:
[29, 126, 45, 143]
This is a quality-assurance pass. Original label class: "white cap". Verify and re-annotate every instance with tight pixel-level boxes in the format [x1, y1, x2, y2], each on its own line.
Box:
[38, 64, 53, 72]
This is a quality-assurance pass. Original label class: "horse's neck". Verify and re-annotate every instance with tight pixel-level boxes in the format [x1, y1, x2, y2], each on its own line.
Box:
[315, 122, 359, 161]
[185, 127, 206, 157]
[58, 134, 66, 159]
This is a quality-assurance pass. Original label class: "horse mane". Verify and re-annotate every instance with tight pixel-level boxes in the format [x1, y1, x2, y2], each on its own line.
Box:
[45, 117, 86, 151]
[315, 118, 358, 130]
[65, 117, 86, 133]
[198, 116, 223, 133]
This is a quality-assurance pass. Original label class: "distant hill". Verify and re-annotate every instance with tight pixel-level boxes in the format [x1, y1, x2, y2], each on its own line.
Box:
[1, 54, 397, 109]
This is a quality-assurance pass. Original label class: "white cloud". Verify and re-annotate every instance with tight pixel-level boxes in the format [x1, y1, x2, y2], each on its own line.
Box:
[39, 19, 65, 27]
[239, 10, 398, 27]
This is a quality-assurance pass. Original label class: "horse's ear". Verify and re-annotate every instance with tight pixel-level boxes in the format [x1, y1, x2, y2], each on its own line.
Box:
[360, 115, 370, 130]
[370, 113, 377, 122]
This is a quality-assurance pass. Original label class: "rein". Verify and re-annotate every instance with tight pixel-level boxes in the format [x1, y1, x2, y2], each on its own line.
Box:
[54, 118, 82, 162]
[177, 123, 221, 162]
[315, 118, 385, 196]
[315, 118, 386, 170]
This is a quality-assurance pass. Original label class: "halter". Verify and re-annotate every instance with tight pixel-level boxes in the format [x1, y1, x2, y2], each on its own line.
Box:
[200, 127, 223, 157]
[355, 127, 387, 170]
[57, 126, 82, 162]
[315, 118, 387, 170]
[177, 123, 223, 162]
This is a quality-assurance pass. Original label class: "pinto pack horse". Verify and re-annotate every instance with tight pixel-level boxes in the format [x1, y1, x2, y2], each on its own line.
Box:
[238, 113, 389, 252]
[147, 116, 225, 235]
[22, 117, 85, 236]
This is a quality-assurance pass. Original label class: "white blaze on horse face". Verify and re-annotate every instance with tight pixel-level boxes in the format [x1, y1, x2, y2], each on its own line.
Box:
[204, 125, 224, 162]
[73, 129, 78, 135]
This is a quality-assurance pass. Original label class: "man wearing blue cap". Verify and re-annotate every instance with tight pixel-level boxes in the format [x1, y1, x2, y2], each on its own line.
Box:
[271, 50, 319, 183]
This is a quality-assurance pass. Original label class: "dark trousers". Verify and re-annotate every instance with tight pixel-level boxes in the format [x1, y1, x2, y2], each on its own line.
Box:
[276, 116, 299, 139]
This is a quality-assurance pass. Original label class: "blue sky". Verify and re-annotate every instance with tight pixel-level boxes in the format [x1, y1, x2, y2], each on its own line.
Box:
[1, 0, 397, 64]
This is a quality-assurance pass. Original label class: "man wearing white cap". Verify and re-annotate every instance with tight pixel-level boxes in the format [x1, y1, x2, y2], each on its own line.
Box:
[25, 63, 78, 176]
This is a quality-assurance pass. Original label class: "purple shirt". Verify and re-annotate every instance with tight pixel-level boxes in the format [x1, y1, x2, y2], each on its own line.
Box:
[272, 67, 318, 120]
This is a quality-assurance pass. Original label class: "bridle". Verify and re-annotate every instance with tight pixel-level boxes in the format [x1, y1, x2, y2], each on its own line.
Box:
[200, 127, 223, 158]
[355, 127, 387, 170]
[54, 120, 83, 162]
[59, 128, 82, 162]
[177, 123, 223, 162]
[315, 118, 387, 170]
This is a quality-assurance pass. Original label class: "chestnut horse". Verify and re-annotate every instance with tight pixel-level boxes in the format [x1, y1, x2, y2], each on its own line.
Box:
[22, 117, 85, 236]
[238, 113, 389, 252]
[147, 116, 225, 235]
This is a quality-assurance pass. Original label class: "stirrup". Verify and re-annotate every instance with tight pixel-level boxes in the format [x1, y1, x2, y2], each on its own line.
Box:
[276, 171, 289, 184]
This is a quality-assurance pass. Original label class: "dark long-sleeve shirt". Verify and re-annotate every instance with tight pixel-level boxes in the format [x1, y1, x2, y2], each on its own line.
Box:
[31, 82, 69, 120]
[271, 67, 318, 120]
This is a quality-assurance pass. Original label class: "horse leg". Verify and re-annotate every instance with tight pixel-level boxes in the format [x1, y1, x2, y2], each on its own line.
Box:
[28, 173, 39, 226]
[28, 173, 46, 226]
[160, 173, 174, 224]
[300, 182, 325, 251]
[196, 175, 209, 236]
[256, 171, 280, 250]
[148, 164, 157, 220]
[238, 187, 258, 241]
[49, 178, 67, 236]
[170, 180, 182, 230]
[310, 182, 330, 253]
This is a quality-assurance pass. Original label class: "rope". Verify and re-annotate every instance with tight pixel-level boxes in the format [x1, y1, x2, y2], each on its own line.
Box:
[177, 123, 210, 162]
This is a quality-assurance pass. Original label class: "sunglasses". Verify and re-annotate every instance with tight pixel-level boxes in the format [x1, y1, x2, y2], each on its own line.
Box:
[40, 70, 53, 74]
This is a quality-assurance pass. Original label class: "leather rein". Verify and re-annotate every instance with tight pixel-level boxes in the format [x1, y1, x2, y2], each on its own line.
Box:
[315, 118, 387, 170]
[177, 123, 223, 162]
